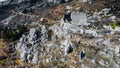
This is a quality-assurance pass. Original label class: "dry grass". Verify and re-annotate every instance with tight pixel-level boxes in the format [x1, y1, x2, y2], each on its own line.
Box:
[113, 41, 120, 45]
[44, 4, 65, 25]
[0, 41, 6, 58]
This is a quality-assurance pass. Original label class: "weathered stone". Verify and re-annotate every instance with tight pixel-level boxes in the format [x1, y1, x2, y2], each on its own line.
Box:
[16, 28, 40, 63]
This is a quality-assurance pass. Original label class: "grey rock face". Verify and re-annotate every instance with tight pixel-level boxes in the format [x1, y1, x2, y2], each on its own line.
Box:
[71, 12, 89, 26]
[47, 0, 61, 4]
[16, 28, 39, 63]
[0, 0, 31, 6]
[15, 26, 50, 64]
[41, 25, 48, 44]
[47, 0, 70, 4]
[78, 0, 89, 2]
[50, 12, 90, 38]
[0, 0, 70, 7]
[50, 23, 73, 38]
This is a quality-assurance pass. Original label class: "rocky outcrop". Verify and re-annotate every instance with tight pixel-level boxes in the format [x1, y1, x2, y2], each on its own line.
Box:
[41, 25, 48, 44]
[16, 28, 40, 63]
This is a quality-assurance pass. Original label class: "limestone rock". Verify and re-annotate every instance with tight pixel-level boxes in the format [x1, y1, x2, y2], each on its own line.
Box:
[16, 28, 40, 63]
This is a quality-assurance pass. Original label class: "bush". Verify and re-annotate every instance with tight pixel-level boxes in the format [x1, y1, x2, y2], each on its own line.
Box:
[110, 23, 116, 29]
[2, 25, 27, 42]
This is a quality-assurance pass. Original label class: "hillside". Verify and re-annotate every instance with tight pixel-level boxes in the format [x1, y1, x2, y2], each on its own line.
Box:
[0, 0, 120, 68]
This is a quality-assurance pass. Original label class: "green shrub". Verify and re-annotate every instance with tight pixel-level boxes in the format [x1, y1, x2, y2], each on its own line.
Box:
[2, 25, 27, 42]
[110, 23, 116, 29]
